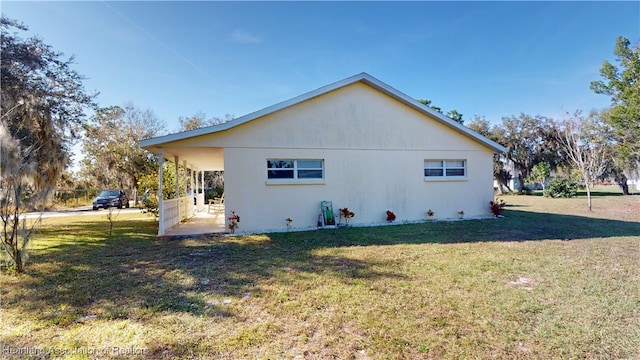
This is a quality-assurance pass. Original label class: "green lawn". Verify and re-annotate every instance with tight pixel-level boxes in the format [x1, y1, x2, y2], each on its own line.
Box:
[1, 187, 639, 359]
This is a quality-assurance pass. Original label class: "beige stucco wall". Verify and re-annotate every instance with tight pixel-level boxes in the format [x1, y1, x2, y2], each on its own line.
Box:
[193, 82, 496, 232]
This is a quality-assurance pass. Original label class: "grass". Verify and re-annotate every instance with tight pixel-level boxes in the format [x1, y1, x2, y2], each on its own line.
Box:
[1, 186, 639, 359]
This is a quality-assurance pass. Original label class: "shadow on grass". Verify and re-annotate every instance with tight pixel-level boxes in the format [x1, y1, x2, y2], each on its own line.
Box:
[2, 209, 638, 336]
[1, 217, 406, 331]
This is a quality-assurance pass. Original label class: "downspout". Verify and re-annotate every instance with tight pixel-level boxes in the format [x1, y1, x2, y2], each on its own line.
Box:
[201, 170, 205, 212]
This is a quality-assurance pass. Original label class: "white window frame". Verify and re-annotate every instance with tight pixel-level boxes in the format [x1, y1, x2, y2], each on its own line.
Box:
[424, 159, 467, 180]
[266, 159, 325, 185]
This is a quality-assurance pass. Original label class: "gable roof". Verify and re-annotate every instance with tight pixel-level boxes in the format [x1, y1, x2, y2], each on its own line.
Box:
[140, 72, 507, 153]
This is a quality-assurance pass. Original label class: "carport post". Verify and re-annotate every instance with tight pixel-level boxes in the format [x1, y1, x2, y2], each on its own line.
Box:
[158, 148, 164, 236]
[175, 156, 180, 222]
[190, 163, 195, 202]
[183, 160, 189, 218]
[183, 160, 188, 200]
[200, 170, 205, 211]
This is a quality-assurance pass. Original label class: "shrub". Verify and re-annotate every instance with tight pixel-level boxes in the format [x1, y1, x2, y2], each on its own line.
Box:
[386, 210, 396, 222]
[228, 211, 240, 233]
[543, 177, 578, 198]
[489, 198, 506, 217]
[142, 194, 159, 218]
[339, 208, 355, 226]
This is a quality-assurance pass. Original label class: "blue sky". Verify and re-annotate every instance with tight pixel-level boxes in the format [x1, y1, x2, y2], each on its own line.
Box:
[2, 1, 639, 134]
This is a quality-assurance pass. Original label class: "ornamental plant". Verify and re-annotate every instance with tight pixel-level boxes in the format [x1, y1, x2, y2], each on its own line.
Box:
[489, 198, 506, 217]
[339, 208, 355, 226]
[228, 211, 240, 234]
[386, 210, 396, 222]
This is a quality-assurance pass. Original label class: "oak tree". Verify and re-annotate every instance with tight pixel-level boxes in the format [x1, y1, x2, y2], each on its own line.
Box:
[590, 36, 640, 167]
[1, 16, 95, 272]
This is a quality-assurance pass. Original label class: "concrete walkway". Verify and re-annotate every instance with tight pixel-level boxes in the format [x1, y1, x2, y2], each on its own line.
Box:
[163, 208, 227, 237]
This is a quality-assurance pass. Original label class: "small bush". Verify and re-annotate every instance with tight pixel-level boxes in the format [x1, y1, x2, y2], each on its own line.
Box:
[489, 198, 506, 217]
[339, 208, 355, 226]
[386, 210, 396, 222]
[543, 177, 578, 198]
[142, 195, 159, 218]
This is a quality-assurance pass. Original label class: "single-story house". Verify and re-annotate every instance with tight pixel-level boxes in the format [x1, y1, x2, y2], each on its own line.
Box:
[140, 72, 507, 235]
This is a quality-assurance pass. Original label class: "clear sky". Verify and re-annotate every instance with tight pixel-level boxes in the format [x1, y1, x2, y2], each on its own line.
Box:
[2, 1, 639, 134]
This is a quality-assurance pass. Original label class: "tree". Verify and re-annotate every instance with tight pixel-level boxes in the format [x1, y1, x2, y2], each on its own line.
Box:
[493, 114, 561, 193]
[525, 162, 551, 190]
[591, 108, 632, 194]
[556, 111, 611, 211]
[1, 16, 95, 272]
[80, 103, 164, 203]
[590, 36, 640, 172]
[177, 112, 234, 131]
[446, 109, 464, 124]
[417, 99, 463, 124]
[467, 116, 512, 194]
[466, 115, 492, 136]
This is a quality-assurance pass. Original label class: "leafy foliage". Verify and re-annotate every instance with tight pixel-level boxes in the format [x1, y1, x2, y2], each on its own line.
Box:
[137, 161, 187, 200]
[543, 177, 578, 198]
[590, 36, 640, 167]
[386, 210, 396, 222]
[1, 16, 95, 273]
[525, 162, 551, 190]
[489, 198, 506, 217]
[339, 208, 355, 225]
[417, 99, 464, 124]
[177, 111, 234, 131]
[467, 116, 513, 194]
[140, 190, 159, 218]
[493, 114, 562, 193]
[80, 104, 164, 195]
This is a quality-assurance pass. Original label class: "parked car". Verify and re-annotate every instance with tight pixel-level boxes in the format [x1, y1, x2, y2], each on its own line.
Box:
[92, 190, 130, 210]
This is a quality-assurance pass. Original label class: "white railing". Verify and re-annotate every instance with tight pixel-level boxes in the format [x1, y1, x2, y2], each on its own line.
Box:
[162, 198, 180, 232]
[162, 196, 195, 232]
[179, 196, 194, 220]
[196, 193, 205, 212]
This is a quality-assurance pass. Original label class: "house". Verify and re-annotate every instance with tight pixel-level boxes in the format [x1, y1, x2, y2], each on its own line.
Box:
[140, 73, 507, 235]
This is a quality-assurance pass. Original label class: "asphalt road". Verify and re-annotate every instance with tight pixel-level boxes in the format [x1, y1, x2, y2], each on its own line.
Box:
[22, 204, 142, 219]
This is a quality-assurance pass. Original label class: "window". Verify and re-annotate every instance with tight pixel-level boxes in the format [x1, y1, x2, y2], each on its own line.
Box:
[267, 159, 324, 180]
[424, 160, 466, 178]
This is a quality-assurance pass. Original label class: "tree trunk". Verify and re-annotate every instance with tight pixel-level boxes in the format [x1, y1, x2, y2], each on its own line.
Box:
[517, 174, 525, 194]
[586, 184, 593, 211]
[14, 249, 24, 273]
[616, 174, 630, 195]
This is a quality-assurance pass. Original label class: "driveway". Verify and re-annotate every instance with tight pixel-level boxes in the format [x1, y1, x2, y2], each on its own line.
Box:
[22, 204, 142, 219]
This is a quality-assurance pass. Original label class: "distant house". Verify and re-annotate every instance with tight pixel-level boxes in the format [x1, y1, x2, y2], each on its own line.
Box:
[140, 73, 507, 235]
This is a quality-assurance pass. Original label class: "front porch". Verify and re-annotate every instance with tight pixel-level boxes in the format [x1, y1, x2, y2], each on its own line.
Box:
[150, 146, 225, 237]
[163, 205, 227, 237]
